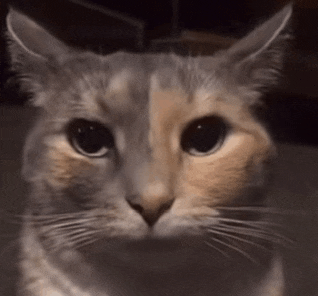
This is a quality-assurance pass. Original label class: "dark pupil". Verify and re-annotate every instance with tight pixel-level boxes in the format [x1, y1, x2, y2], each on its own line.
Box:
[181, 116, 226, 154]
[67, 119, 114, 155]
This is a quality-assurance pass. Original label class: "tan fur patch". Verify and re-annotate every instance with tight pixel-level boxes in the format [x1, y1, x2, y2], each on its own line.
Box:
[148, 82, 273, 214]
[45, 136, 94, 188]
[182, 132, 263, 206]
[146, 87, 191, 212]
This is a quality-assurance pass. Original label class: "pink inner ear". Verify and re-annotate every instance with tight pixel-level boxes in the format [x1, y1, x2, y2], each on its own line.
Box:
[7, 8, 72, 60]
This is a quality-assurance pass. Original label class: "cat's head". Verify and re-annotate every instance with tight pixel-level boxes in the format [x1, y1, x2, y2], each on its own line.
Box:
[6, 5, 291, 254]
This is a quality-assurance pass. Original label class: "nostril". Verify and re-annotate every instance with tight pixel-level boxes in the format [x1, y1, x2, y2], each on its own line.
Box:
[129, 202, 145, 216]
[126, 195, 145, 215]
[158, 199, 174, 216]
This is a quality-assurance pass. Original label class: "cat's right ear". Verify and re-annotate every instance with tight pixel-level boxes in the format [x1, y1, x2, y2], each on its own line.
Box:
[6, 8, 75, 105]
[6, 8, 72, 61]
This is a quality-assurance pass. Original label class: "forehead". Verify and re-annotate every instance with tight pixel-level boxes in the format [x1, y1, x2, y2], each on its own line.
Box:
[63, 53, 246, 127]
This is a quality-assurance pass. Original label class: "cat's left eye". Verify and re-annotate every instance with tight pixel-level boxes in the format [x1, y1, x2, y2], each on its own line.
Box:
[181, 116, 227, 156]
[66, 119, 115, 157]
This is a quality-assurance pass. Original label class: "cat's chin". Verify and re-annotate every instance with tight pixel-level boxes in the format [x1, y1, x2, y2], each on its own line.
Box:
[75, 228, 203, 270]
[85, 232, 198, 255]
[87, 240, 208, 274]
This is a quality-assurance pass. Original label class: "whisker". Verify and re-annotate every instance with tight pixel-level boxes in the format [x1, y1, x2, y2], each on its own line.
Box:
[64, 230, 98, 242]
[205, 217, 286, 240]
[42, 230, 99, 252]
[31, 214, 89, 224]
[52, 229, 90, 240]
[203, 240, 230, 258]
[38, 221, 93, 230]
[10, 211, 86, 220]
[213, 217, 280, 228]
[75, 237, 100, 250]
[69, 233, 98, 248]
[213, 224, 274, 239]
[29, 213, 93, 224]
[215, 206, 304, 216]
[215, 221, 294, 242]
[207, 236, 259, 264]
[212, 224, 295, 246]
[31, 213, 115, 227]
[206, 228, 271, 252]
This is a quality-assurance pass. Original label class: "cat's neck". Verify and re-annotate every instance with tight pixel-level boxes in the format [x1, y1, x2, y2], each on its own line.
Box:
[20, 222, 283, 296]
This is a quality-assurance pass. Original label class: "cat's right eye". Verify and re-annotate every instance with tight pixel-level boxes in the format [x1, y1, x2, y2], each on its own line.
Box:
[66, 119, 115, 157]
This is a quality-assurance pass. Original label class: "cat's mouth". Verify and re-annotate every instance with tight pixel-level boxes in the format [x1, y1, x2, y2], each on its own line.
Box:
[122, 236, 190, 253]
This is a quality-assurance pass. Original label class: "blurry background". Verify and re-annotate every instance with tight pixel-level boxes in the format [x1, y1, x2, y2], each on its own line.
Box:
[1, 0, 318, 295]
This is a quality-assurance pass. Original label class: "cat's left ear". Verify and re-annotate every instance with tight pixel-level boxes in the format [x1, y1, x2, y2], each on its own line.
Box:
[216, 4, 292, 96]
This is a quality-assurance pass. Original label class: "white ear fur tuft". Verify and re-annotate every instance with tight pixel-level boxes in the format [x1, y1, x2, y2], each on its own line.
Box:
[217, 3, 293, 97]
[248, 4, 292, 60]
[6, 10, 44, 60]
[6, 8, 72, 60]
[228, 4, 292, 61]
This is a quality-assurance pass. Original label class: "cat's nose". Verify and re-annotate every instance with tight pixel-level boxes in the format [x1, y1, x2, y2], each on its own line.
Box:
[126, 193, 174, 227]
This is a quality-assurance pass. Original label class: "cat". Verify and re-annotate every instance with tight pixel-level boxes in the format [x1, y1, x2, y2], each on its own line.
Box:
[6, 4, 292, 296]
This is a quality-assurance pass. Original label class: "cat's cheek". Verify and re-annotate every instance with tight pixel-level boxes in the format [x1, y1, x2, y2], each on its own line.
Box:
[79, 210, 149, 250]
[179, 158, 246, 206]
[179, 134, 271, 206]
[44, 147, 111, 190]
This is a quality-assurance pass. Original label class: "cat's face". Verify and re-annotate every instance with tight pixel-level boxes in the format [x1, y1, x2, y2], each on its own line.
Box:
[24, 53, 273, 241]
[6, 6, 291, 255]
